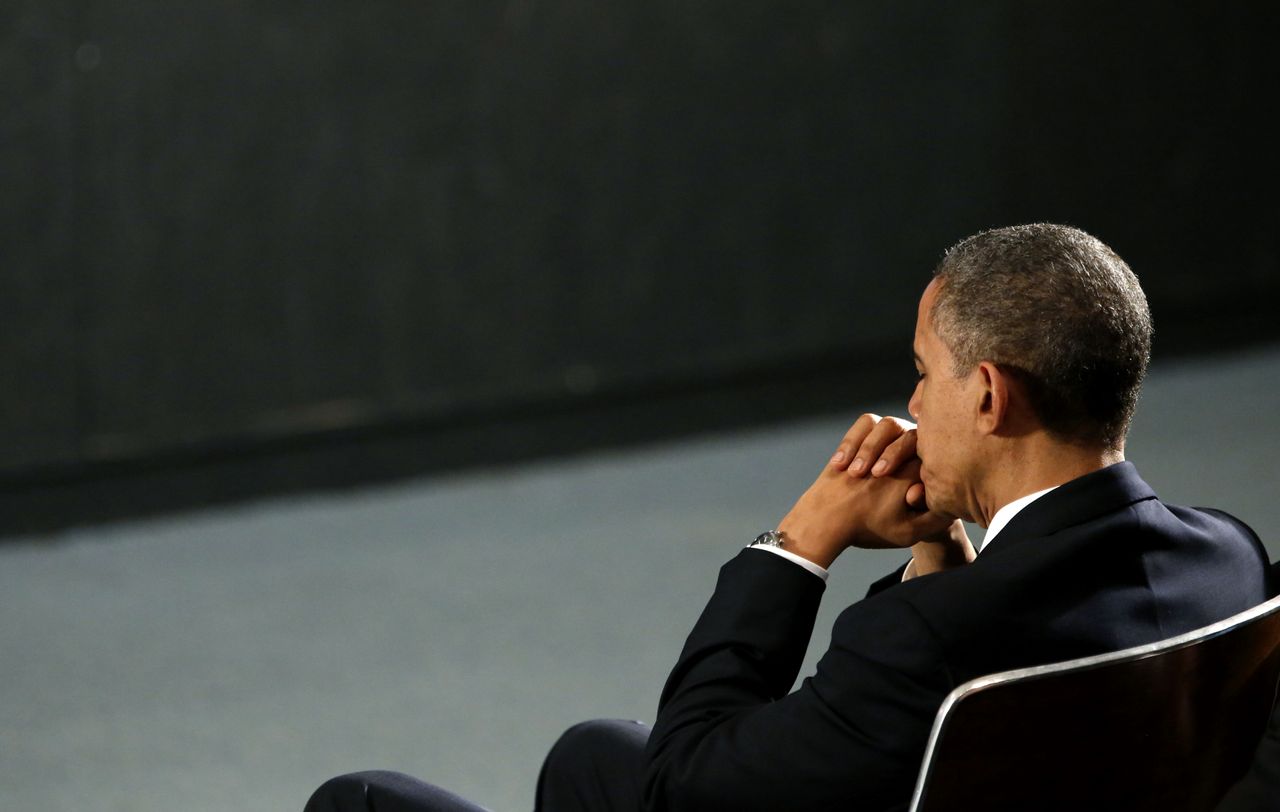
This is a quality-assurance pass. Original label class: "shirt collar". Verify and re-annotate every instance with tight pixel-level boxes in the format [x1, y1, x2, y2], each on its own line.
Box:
[980, 486, 1059, 552]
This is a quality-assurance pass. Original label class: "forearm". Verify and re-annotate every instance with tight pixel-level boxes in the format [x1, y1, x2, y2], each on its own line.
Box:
[645, 550, 825, 810]
[653, 551, 824, 717]
[644, 555, 949, 811]
[906, 521, 976, 578]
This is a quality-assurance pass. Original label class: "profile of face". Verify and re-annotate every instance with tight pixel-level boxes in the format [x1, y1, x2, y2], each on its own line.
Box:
[907, 279, 981, 522]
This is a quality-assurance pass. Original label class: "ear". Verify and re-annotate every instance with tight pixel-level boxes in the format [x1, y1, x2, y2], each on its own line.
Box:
[974, 361, 1010, 436]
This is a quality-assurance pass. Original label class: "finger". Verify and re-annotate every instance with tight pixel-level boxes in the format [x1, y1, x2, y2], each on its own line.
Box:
[905, 481, 927, 508]
[828, 413, 881, 469]
[871, 430, 919, 478]
[892, 459, 925, 506]
[849, 417, 915, 476]
[908, 509, 956, 540]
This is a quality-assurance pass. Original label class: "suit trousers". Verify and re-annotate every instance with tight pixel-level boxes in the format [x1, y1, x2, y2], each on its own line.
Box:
[304, 719, 651, 812]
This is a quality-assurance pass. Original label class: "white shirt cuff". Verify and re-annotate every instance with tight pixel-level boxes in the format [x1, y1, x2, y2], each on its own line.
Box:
[746, 544, 829, 582]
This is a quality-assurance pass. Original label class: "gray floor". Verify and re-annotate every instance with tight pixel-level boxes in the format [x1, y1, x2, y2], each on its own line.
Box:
[3, 346, 1279, 812]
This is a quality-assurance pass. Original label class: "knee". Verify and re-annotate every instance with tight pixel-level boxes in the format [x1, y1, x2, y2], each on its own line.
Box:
[546, 718, 649, 769]
[539, 718, 651, 794]
[304, 770, 409, 812]
[537, 719, 652, 812]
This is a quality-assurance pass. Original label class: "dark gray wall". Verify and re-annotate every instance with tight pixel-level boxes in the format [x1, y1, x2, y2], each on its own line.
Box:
[2, 2, 1277, 531]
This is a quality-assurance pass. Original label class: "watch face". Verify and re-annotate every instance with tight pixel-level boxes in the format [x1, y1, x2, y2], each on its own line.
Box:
[754, 531, 783, 547]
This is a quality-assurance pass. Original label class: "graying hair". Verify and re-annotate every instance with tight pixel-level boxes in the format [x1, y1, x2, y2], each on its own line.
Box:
[931, 223, 1152, 450]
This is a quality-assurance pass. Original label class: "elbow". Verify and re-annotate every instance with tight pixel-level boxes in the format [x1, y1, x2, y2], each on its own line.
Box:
[642, 753, 723, 812]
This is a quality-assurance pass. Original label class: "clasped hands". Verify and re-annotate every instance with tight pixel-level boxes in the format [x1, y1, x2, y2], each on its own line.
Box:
[777, 414, 975, 575]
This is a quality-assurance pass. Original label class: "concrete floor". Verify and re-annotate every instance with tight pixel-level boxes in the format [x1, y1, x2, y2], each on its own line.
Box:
[3, 345, 1278, 812]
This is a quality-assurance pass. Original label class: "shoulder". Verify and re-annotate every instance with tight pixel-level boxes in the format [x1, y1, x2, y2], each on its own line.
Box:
[1140, 501, 1268, 569]
[1167, 503, 1263, 545]
[850, 496, 1270, 676]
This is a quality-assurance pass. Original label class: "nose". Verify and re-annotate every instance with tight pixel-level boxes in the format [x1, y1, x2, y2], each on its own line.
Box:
[908, 381, 921, 421]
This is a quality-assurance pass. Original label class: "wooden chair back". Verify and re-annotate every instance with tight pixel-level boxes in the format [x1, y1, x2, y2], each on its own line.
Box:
[908, 594, 1280, 812]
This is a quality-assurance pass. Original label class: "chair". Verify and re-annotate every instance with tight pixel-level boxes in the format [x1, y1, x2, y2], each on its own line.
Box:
[907, 593, 1280, 812]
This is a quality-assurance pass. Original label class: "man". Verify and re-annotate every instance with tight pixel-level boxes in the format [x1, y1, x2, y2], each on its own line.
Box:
[307, 224, 1271, 812]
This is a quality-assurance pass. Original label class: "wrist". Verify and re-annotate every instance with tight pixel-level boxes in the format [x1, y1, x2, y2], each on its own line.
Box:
[909, 521, 974, 577]
[774, 517, 846, 569]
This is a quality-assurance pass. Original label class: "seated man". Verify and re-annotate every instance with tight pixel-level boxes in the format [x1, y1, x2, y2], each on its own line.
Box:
[306, 224, 1272, 812]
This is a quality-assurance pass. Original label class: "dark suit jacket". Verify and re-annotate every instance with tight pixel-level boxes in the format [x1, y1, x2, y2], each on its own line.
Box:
[642, 462, 1271, 812]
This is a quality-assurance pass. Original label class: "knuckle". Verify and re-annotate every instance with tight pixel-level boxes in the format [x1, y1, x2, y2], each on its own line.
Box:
[845, 413, 882, 445]
[865, 422, 894, 446]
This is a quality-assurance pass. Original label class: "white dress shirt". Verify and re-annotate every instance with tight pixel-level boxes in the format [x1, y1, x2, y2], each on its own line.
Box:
[979, 485, 1059, 552]
[748, 544, 830, 581]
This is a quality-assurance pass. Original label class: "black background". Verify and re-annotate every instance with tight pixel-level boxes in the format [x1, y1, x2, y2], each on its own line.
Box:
[2, 2, 1276, 534]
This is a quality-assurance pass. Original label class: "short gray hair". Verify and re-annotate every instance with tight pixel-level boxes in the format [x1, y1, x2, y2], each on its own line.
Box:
[931, 223, 1152, 450]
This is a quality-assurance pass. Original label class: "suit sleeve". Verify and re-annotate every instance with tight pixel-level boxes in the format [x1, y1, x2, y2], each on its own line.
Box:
[642, 551, 954, 812]
[866, 560, 911, 597]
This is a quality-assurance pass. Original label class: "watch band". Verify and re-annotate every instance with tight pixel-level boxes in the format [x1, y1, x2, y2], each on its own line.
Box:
[748, 530, 829, 582]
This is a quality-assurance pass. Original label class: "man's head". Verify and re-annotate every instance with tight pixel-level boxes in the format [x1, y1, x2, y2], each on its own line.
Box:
[908, 223, 1152, 520]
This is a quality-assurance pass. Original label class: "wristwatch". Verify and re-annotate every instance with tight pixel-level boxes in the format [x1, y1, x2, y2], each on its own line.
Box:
[751, 530, 787, 549]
